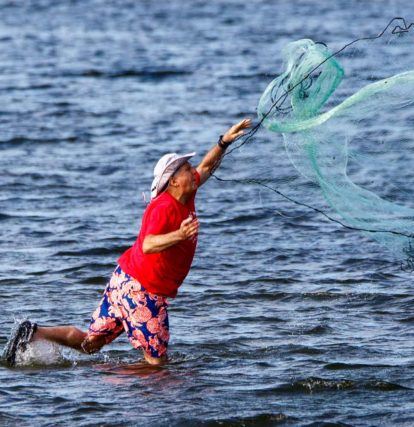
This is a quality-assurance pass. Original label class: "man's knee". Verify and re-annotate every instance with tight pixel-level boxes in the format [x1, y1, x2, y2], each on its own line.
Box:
[143, 351, 167, 366]
[81, 335, 106, 354]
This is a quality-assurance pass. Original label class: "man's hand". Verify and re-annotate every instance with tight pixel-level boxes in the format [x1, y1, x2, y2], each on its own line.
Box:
[222, 118, 252, 144]
[196, 117, 253, 187]
[179, 215, 199, 240]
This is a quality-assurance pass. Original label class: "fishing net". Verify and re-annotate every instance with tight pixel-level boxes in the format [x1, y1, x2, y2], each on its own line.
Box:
[216, 18, 414, 269]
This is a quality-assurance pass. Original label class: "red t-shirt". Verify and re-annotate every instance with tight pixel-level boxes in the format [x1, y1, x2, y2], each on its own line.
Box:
[118, 172, 199, 298]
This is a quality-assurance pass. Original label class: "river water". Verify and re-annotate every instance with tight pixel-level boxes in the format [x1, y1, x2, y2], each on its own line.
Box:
[1, 1, 414, 426]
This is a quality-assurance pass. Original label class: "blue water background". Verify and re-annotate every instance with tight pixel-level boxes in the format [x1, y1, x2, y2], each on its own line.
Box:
[1, 1, 414, 426]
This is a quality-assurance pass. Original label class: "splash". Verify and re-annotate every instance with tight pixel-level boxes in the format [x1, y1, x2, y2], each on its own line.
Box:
[257, 38, 414, 262]
[13, 340, 64, 367]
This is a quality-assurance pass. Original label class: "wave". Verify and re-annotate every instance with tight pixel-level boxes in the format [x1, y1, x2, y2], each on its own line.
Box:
[324, 362, 395, 370]
[257, 377, 410, 394]
[0, 84, 53, 91]
[178, 413, 292, 426]
[54, 246, 127, 257]
[0, 136, 78, 146]
[50, 68, 193, 79]
[0, 213, 13, 221]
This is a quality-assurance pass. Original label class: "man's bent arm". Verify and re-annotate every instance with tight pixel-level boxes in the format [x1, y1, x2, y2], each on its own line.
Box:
[143, 230, 185, 254]
[143, 216, 199, 254]
[196, 118, 251, 186]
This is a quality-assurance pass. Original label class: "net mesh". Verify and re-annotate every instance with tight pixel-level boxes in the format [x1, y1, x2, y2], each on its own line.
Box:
[216, 18, 414, 268]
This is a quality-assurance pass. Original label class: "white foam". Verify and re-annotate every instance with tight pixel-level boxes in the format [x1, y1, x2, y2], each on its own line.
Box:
[14, 339, 64, 366]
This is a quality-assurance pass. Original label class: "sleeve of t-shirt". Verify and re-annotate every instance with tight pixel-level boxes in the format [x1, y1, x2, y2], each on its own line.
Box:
[144, 203, 172, 236]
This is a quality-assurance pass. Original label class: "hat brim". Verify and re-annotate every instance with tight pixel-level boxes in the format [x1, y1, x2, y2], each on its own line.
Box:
[155, 152, 196, 197]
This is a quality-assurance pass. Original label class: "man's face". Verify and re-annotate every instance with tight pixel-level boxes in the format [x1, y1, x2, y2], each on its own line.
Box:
[172, 161, 197, 195]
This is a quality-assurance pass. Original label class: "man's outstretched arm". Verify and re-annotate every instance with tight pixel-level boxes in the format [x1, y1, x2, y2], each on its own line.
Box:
[196, 118, 251, 186]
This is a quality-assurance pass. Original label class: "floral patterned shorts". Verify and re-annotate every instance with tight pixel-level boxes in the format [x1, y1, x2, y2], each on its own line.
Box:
[87, 266, 169, 358]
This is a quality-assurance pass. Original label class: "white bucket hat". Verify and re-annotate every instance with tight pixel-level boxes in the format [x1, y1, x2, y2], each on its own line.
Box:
[151, 152, 196, 199]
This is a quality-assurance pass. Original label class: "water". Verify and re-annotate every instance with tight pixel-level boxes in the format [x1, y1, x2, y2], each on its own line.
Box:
[1, 1, 414, 425]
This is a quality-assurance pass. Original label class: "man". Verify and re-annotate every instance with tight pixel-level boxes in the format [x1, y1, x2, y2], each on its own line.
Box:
[4, 118, 252, 366]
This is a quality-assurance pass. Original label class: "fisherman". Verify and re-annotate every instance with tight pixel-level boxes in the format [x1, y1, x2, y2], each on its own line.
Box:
[4, 118, 252, 366]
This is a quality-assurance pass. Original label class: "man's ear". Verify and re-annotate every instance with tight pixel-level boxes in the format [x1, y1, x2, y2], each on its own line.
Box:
[169, 176, 178, 187]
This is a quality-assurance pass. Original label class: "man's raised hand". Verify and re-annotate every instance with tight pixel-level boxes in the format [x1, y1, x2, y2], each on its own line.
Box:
[222, 118, 252, 144]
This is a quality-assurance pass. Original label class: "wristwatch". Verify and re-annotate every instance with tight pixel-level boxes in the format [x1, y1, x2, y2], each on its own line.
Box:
[217, 135, 231, 149]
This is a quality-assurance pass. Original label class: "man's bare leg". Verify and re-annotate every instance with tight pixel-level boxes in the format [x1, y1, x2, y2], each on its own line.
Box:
[33, 327, 166, 363]
[33, 326, 105, 353]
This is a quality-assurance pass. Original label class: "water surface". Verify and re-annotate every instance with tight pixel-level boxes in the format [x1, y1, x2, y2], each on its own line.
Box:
[1, 1, 414, 425]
